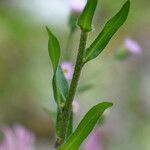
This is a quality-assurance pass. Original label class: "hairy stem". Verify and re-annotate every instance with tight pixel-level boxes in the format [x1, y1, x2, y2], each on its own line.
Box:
[60, 31, 88, 145]
[66, 31, 87, 110]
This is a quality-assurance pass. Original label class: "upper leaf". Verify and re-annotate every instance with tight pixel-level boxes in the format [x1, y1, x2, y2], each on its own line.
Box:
[46, 27, 68, 104]
[84, 0, 130, 63]
[58, 102, 113, 150]
[46, 27, 69, 138]
[77, 0, 98, 32]
[46, 27, 60, 71]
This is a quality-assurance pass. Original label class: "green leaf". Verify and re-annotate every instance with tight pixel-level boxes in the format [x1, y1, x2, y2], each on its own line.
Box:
[46, 27, 69, 138]
[53, 68, 69, 139]
[84, 0, 130, 63]
[46, 26, 60, 71]
[77, 0, 98, 32]
[46, 27, 68, 105]
[53, 66, 69, 137]
[56, 66, 69, 99]
[58, 102, 113, 150]
[53, 66, 69, 107]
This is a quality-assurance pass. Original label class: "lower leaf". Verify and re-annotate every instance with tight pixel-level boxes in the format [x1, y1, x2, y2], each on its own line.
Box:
[58, 102, 113, 150]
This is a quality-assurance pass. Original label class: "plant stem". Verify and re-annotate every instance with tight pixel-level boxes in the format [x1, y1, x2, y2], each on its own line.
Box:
[66, 30, 87, 114]
[61, 31, 88, 144]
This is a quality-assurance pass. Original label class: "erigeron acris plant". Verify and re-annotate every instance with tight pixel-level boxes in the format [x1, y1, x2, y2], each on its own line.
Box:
[46, 0, 130, 149]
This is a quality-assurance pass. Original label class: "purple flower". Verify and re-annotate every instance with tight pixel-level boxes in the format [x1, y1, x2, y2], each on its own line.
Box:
[69, 0, 87, 13]
[72, 99, 80, 114]
[0, 125, 35, 150]
[61, 61, 74, 80]
[124, 38, 142, 54]
[83, 127, 103, 150]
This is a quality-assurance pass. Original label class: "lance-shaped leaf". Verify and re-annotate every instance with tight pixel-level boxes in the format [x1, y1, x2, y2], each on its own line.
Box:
[46, 27, 69, 137]
[55, 66, 69, 100]
[52, 66, 69, 108]
[46, 27, 60, 71]
[58, 102, 113, 150]
[46, 27, 68, 104]
[84, 0, 130, 63]
[77, 0, 98, 32]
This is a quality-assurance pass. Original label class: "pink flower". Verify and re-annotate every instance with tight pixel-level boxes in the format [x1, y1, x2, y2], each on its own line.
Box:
[0, 125, 35, 150]
[61, 61, 74, 80]
[69, 0, 87, 13]
[124, 38, 142, 54]
[72, 99, 80, 114]
[83, 127, 103, 150]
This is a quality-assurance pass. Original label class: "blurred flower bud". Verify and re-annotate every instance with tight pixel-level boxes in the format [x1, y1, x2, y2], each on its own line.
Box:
[115, 37, 142, 60]
[124, 38, 142, 54]
[61, 61, 74, 80]
[68, 0, 87, 31]
[72, 99, 80, 114]
[115, 47, 129, 60]
[69, 0, 86, 13]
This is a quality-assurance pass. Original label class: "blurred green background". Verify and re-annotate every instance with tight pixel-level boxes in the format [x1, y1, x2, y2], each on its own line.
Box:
[0, 0, 150, 149]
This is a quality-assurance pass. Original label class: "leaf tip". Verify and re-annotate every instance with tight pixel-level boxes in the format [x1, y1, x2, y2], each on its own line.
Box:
[124, 0, 131, 12]
[101, 102, 113, 108]
[77, 0, 98, 32]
